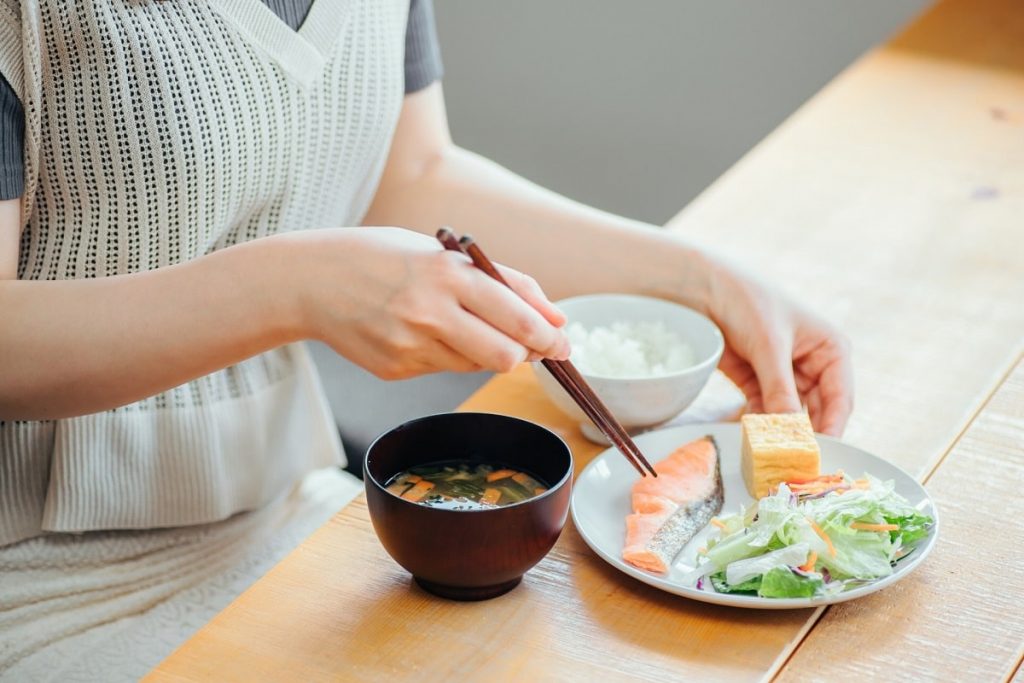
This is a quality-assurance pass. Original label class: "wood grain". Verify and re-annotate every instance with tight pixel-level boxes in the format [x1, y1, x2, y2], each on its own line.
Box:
[666, 0, 1024, 480]
[776, 357, 1024, 682]
[147, 0, 1024, 680]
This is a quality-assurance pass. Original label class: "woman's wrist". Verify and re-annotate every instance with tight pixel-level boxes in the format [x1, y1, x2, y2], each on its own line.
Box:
[637, 230, 717, 316]
[228, 234, 313, 347]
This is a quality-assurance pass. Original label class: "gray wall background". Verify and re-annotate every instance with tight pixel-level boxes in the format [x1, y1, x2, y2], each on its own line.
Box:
[436, 0, 928, 223]
[314, 0, 930, 462]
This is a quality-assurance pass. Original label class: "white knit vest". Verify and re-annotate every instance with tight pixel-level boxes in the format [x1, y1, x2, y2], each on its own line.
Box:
[0, 0, 409, 546]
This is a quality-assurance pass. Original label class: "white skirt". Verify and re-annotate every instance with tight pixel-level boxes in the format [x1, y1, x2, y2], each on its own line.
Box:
[0, 467, 363, 682]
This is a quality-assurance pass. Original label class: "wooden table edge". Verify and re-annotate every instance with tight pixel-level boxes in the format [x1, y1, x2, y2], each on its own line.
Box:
[1008, 651, 1024, 683]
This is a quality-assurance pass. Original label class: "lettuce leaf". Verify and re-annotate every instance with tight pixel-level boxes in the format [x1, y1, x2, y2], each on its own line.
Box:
[815, 520, 894, 580]
[704, 485, 801, 571]
[758, 566, 824, 598]
[725, 543, 810, 585]
[712, 566, 825, 598]
[710, 572, 761, 594]
[885, 510, 933, 546]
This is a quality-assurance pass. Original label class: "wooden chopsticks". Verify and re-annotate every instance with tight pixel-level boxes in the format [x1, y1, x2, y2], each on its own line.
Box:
[436, 228, 658, 478]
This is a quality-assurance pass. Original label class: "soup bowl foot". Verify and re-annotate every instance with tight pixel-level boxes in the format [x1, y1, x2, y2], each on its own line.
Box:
[414, 576, 522, 601]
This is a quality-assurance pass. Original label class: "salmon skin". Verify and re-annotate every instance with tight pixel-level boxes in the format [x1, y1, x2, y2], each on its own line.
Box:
[622, 436, 723, 574]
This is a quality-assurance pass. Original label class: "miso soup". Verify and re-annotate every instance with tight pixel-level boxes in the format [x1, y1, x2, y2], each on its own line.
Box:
[385, 461, 549, 510]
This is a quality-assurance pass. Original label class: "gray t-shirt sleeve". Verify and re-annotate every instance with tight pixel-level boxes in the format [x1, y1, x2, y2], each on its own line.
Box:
[0, 0, 444, 201]
[404, 0, 444, 94]
[0, 75, 23, 201]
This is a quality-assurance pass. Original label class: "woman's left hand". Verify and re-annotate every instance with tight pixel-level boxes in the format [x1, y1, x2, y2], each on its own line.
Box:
[704, 261, 854, 436]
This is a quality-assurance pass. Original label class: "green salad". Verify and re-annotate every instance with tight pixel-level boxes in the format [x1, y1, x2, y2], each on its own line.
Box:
[690, 472, 934, 599]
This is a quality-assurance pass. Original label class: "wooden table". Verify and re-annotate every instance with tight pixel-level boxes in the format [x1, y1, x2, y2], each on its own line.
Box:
[146, 0, 1024, 680]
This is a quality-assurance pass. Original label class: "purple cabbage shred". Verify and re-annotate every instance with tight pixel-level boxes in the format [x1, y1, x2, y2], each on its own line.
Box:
[804, 485, 849, 500]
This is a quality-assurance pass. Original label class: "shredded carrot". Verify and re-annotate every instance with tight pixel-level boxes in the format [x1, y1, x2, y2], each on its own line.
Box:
[698, 547, 707, 555]
[486, 469, 517, 483]
[480, 488, 502, 506]
[788, 473, 843, 486]
[534, 487, 547, 496]
[791, 485, 838, 498]
[807, 517, 836, 557]
[850, 522, 899, 532]
[710, 518, 728, 530]
[798, 550, 818, 572]
[790, 483, 840, 492]
[790, 484, 831, 493]
[511, 473, 531, 485]
[401, 480, 435, 502]
[405, 474, 422, 484]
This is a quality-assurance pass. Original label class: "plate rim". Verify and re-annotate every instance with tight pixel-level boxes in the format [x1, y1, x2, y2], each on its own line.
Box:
[569, 422, 940, 610]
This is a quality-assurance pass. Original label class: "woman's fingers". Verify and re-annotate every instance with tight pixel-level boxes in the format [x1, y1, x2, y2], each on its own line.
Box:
[792, 330, 853, 435]
[362, 332, 485, 379]
[718, 348, 763, 403]
[812, 353, 854, 436]
[805, 385, 823, 428]
[431, 304, 532, 372]
[727, 334, 851, 435]
[497, 265, 567, 328]
[419, 339, 484, 374]
[746, 337, 802, 415]
[458, 270, 569, 360]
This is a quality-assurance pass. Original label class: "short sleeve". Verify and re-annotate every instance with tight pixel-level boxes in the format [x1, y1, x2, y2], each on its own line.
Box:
[0, 71, 23, 200]
[404, 0, 443, 94]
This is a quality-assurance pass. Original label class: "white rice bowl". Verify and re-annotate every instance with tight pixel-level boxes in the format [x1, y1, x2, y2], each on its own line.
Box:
[533, 294, 725, 435]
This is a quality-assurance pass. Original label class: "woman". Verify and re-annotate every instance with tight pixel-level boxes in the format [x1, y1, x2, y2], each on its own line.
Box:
[0, 0, 852, 679]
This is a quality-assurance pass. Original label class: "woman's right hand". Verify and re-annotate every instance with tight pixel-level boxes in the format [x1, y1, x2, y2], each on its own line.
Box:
[279, 227, 570, 379]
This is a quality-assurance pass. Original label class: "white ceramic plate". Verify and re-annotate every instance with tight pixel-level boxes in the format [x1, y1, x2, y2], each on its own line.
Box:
[570, 423, 939, 609]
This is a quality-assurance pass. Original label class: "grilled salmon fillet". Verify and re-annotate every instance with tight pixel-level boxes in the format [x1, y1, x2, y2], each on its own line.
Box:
[622, 436, 723, 574]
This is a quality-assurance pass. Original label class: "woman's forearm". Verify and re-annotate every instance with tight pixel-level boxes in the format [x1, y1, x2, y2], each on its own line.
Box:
[364, 144, 714, 311]
[1, 224, 573, 420]
[0, 237, 302, 420]
[362, 86, 853, 434]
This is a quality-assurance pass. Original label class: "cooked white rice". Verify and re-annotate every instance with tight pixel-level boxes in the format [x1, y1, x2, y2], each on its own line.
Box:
[566, 321, 696, 378]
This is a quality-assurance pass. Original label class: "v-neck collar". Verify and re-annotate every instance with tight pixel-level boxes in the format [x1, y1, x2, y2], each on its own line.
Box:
[211, 0, 351, 88]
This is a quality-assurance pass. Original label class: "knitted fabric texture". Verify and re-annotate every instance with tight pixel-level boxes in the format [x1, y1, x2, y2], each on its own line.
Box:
[0, 0, 409, 545]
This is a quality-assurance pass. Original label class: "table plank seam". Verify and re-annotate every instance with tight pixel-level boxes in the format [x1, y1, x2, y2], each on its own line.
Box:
[917, 346, 1024, 486]
[1005, 646, 1024, 683]
[757, 606, 826, 683]
[766, 347, 1024, 682]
